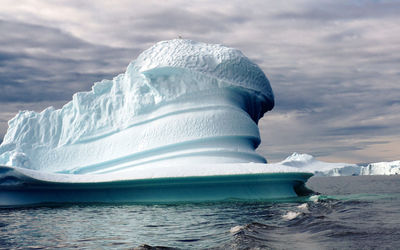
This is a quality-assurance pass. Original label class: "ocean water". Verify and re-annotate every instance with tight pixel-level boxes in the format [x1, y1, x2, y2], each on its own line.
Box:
[1, 175, 399, 249]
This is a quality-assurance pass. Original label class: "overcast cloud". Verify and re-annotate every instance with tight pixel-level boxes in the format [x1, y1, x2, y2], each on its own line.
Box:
[0, 0, 399, 163]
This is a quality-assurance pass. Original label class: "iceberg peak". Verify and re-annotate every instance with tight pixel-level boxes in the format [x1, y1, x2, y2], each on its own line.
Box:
[281, 152, 315, 166]
[131, 39, 274, 105]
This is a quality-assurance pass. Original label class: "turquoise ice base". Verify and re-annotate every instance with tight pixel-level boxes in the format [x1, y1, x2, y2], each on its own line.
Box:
[0, 166, 313, 207]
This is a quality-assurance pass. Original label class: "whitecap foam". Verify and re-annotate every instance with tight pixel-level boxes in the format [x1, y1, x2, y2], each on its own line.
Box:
[229, 225, 245, 234]
[297, 203, 309, 212]
[282, 211, 302, 220]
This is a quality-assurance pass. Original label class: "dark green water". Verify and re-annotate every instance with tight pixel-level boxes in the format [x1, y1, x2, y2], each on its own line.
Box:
[1, 175, 399, 249]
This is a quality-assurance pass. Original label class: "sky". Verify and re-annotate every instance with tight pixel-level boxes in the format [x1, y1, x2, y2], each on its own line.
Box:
[0, 0, 399, 163]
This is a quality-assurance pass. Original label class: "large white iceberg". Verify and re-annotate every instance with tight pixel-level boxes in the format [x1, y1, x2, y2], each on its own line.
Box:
[0, 40, 313, 206]
[0, 39, 273, 173]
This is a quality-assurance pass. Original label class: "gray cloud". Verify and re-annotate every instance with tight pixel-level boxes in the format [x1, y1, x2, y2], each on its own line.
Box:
[0, 20, 141, 104]
[325, 125, 390, 136]
[276, 1, 400, 21]
[135, 8, 247, 34]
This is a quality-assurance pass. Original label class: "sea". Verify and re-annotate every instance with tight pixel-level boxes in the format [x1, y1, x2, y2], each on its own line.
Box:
[1, 175, 399, 249]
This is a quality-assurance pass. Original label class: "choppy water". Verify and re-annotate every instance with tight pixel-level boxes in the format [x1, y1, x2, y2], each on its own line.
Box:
[1, 175, 400, 249]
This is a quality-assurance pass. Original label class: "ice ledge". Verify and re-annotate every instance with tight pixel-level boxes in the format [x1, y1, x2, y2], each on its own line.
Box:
[0, 163, 309, 184]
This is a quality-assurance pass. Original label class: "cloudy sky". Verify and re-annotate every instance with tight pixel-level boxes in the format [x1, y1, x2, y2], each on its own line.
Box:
[0, 0, 399, 163]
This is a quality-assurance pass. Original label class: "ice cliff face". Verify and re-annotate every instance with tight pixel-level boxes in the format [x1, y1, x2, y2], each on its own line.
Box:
[0, 39, 274, 173]
[360, 161, 400, 176]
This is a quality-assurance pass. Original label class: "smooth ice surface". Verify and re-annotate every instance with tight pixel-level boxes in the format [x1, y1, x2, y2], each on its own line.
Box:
[0, 39, 274, 173]
[0, 163, 307, 184]
[0, 167, 312, 206]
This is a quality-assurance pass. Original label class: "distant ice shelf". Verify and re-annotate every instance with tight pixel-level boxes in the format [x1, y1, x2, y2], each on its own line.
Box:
[0, 39, 315, 206]
[278, 152, 400, 177]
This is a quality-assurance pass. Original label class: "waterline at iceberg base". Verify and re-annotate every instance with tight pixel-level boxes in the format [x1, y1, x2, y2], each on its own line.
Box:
[0, 166, 313, 206]
[0, 40, 313, 206]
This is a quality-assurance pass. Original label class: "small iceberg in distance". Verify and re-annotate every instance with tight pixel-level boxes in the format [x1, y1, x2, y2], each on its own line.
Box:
[277, 152, 400, 176]
[279, 152, 360, 176]
[0, 39, 312, 206]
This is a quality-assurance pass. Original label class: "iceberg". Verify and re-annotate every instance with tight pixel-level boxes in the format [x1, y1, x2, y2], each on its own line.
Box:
[0, 40, 312, 206]
[360, 161, 400, 176]
[278, 153, 360, 176]
[278, 152, 400, 177]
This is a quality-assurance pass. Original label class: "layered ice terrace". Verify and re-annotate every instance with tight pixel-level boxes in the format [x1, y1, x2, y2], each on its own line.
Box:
[0, 39, 274, 174]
